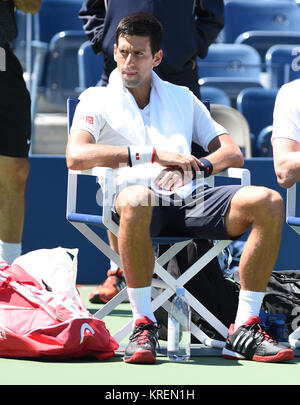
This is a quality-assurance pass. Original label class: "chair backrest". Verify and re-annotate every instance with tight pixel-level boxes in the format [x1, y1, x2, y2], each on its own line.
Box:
[33, 0, 83, 42]
[201, 87, 231, 107]
[236, 87, 278, 139]
[256, 125, 273, 157]
[78, 41, 104, 91]
[210, 104, 252, 157]
[266, 44, 300, 88]
[197, 44, 261, 80]
[67, 97, 80, 133]
[235, 30, 300, 63]
[44, 31, 87, 107]
[223, 0, 300, 43]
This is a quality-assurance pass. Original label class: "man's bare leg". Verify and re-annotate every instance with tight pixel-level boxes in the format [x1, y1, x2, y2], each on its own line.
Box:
[116, 185, 158, 364]
[0, 156, 29, 263]
[116, 185, 155, 288]
[225, 185, 283, 292]
[222, 185, 293, 361]
[225, 185, 283, 329]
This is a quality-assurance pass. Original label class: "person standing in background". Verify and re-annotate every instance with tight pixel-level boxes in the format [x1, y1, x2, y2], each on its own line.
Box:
[0, 0, 42, 264]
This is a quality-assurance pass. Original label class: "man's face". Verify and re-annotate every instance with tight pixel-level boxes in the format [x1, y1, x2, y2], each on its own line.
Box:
[114, 34, 162, 89]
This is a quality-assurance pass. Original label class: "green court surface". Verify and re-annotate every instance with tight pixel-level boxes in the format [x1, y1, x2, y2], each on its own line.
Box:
[1, 286, 300, 389]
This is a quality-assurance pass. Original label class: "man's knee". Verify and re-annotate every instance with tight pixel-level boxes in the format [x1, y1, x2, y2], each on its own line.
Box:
[226, 186, 284, 237]
[252, 187, 283, 221]
[116, 185, 154, 225]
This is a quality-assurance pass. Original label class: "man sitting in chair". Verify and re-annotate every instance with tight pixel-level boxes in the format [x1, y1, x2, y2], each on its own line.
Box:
[272, 79, 300, 189]
[66, 12, 294, 364]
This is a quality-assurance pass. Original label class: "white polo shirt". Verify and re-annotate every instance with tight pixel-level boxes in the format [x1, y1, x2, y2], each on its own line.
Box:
[272, 79, 300, 143]
[70, 84, 227, 197]
[71, 87, 226, 151]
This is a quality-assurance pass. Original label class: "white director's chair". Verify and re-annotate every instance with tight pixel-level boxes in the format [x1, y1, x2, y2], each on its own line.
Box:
[286, 182, 300, 350]
[66, 97, 251, 353]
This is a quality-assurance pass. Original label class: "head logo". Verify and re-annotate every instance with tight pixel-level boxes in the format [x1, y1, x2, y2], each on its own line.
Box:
[0, 331, 7, 340]
[80, 323, 95, 344]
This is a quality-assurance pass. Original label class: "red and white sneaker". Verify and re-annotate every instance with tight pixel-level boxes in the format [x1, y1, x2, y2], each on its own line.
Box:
[222, 316, 294, 362]
[124, 317, 159, 364]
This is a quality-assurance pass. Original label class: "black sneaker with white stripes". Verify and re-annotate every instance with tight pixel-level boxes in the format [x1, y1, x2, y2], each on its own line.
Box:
[222, 316, 294, 362]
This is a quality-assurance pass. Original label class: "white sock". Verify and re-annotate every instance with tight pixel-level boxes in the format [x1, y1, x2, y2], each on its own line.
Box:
[0, 240, 22, 264]
[234, 289, 265, 331]
[110, 260, 119, 271]
[127, 286, 156, 326]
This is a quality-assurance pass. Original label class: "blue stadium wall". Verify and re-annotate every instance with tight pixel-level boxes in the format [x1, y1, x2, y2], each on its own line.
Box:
[22, 155, 300, 284]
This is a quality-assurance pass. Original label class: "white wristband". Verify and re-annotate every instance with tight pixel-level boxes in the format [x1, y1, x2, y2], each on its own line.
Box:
[129, 146, 155, 166]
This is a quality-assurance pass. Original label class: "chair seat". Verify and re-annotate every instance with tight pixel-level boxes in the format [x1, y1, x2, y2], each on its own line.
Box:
[287, 216, 300, 227]
[67, 212, 194, 244]
[67, 212, 106, 228]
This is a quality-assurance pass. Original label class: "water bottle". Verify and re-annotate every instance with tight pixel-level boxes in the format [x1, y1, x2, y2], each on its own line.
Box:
[167, 287, 191, 362]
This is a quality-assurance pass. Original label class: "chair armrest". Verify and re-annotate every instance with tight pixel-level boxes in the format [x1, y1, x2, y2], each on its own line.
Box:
[286, 183, 297, 219]
[69, 167, 113, 178]
[215, 167, 251, 186]
[69, 167, 119, 236]
[31, 40, 48, 51]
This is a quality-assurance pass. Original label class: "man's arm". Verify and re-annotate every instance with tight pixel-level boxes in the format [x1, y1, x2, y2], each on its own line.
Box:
[66, 130, 129, 170]
[205, 133, 244, 173]
[66, 130, 205, 173]
[13, 0, 41, 14]
[153, 134, 243, 191]
[78, 0, 106, 55]
[273, 138, 300, 188]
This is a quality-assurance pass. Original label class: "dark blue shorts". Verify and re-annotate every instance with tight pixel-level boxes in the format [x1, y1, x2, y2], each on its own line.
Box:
[0, 45, 31, 157]
[113, 184, 243, 241]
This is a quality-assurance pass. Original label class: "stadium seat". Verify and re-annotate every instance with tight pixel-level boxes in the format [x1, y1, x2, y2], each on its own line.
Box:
[266, 44, 300, 88]
[210, 104, 252, 157]
[236, 88, 278, 155]
[197, 44, 262, 106]
[14, 10, 30, 71]
[30, 0, 86, 123]
[33, 0, 83, 43]
[200, 87, 231, 107]
[78, 41, 104, 91]
[66, 97, 251, 350]
[197, 44, 261, 79]
[223, 0, 300, 44]
[256, 125, 273, 157]
[235, 31, 300, 64]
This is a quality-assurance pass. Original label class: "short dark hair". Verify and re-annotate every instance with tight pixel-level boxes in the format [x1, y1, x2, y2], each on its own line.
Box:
[116, 12, 163, 56]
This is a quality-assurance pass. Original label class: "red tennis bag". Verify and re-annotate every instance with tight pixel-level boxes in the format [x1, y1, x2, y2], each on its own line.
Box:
[0, 261, 118, 360]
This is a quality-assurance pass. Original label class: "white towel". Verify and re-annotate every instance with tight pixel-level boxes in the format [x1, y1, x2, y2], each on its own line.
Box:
[101, 68, 194, 154]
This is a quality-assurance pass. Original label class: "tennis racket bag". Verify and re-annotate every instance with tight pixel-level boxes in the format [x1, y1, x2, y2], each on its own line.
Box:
[0, 260, 118, 360]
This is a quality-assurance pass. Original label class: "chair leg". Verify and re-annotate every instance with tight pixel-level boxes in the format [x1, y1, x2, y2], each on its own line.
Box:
[70, 221, 122, 267]
[103, 240, 231, 346]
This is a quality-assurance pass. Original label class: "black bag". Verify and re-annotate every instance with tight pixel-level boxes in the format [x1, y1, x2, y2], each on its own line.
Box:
[262, 271, 300, 338]
[154, 239, 240, 342]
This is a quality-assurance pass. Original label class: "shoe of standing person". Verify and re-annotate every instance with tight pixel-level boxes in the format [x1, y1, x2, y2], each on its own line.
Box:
[89, 268, 126, 303]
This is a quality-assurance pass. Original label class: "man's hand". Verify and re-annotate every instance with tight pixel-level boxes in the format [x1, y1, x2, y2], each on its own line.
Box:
[13, 0, 41, 14]
[153, 150, 207, 190]
[154, 149, 202, 174]
[154, 167, 193, 191]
